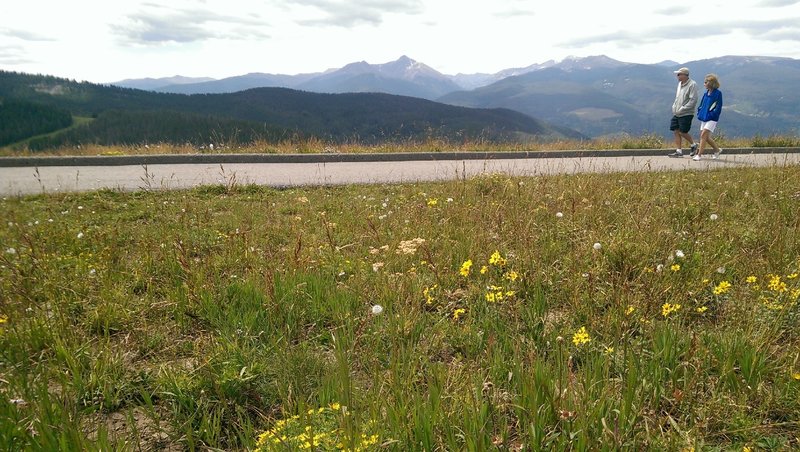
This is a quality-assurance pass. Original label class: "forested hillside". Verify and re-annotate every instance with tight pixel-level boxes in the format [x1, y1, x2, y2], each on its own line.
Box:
[0, 99, 72, 146]
[1, 70, 580, 151]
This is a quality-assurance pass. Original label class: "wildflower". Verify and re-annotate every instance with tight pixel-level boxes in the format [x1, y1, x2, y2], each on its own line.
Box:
[556, 212, 563, 218]
[625, 306, 635, 316]
[709, 213, 719, 221]
[330, 402, 341, 410]
[671, 264, 681, 272]
[480, 265, 488, 274]
[371, 262, 384, 272]
[77, 232, 84, 239]
[423, 285, 437, 304]
[793, 372, 800, 381]
[371, 305, 383, 315]
[396, 238, 425, 255]
[0, 314, 7, 324]
[788, 273, 798, 279]
[662, 303, 682, 317]
[696, 306, 708, 313]
[503, 270, 519, 281]
[427, 198, 438, 206]
[459, 259, 473, 277]
[488, 250, 507, 267]
[746, 275, 757, 284]
[593, 242, 602, 251]
[713, 280, 731, 295]
[675, 249, 685, 259]
[768, 274, 787, 293]
[5, 247, 15, 255]
[716, 266, 726, 274]
[656, 264, 664, 272]
[453, 308, 466, 320]
[572, 326, 591, 346]
[603, 346, 614, 355]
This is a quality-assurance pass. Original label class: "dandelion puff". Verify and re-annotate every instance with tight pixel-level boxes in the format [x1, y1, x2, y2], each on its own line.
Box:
[593, 242, 602, 251]
[656, 264, 664, 272]
[77, 232, 84, 239]
[556, 212, 564, 218]
[675, 250, 685, 259]
[710, 213, 719, 221]
[371, 305, 384, 316]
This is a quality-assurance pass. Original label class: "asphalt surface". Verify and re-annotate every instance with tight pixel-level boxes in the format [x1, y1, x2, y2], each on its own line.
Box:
[1, 147, 798, 196]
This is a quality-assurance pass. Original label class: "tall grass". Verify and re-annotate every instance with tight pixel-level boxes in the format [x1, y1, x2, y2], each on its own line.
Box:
[2, 133, 798, 157]
[1, 164, 799, 450]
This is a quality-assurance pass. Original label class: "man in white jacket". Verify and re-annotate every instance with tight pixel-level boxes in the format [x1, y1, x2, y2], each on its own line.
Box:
[667, 67, 699, 158]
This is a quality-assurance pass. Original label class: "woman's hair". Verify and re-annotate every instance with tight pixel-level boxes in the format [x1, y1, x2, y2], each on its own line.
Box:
[704, 74, 720, 90]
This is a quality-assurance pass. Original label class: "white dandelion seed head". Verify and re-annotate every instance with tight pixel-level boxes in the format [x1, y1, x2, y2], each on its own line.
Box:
[656, 264, 664, 272]
[675, 250, 685, 259]
[710, 214, 719, 221]
[77, 232, 84, 239]
[371, 304, 384, 315]
[593, 242, 602, 251]
[556, 212, 564, 218]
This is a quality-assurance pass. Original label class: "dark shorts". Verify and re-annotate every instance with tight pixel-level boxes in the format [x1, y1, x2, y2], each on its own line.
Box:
[670, 115, 693, 133]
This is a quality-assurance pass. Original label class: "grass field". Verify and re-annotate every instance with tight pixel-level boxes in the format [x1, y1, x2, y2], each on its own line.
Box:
[2, 132, 800, 157]
[1, 160, 799, 450]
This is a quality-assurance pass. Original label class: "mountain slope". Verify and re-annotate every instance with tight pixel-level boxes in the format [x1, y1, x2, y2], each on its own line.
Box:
[1, 70, 584, 149]
[438, 55, 800, 138]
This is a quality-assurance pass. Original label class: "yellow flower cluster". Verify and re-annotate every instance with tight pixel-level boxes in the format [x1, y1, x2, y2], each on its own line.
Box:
[488, 250, 507, 267]
[254, 403, 379, 451]
[662, 303, 682, 317]
[459, 259, 472, 277]
[572, 326, 591, 346]
[713, 280, 731, 295]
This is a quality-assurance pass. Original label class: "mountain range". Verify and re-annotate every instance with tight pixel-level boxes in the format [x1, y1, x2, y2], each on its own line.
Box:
[114, 54, 800, 139]
[1, 70, 582, 150]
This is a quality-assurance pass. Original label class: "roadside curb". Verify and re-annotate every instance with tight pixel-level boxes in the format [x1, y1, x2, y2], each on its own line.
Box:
[1, 147, 798, 167]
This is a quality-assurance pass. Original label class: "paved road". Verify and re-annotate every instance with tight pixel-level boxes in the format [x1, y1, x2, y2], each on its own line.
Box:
[1, 149, 799, 196]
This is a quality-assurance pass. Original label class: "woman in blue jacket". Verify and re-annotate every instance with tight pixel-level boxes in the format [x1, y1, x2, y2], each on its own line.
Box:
[693, 74, 723, 160]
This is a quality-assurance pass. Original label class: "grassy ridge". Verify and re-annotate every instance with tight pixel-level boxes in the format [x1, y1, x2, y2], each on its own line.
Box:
[1, 165, 799, 450]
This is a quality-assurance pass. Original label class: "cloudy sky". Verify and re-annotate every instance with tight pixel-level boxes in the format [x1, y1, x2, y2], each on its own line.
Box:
[2, 0, 800, 83]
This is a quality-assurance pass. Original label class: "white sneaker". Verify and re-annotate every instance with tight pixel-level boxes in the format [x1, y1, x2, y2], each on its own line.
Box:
[668, 150, 684, 158]
[692, 155, 701, 161]
[712, 148, 723, 159]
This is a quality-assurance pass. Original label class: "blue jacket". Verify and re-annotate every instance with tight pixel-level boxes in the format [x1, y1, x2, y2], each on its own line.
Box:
[697, 89, 722, 122]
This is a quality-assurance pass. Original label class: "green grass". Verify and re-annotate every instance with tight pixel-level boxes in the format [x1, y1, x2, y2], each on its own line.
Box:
[1, 164, 799, 450]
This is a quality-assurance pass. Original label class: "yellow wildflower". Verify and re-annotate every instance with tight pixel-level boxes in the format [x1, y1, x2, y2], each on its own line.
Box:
[453, 308, 466, 320]
[768, 274, 787, 293]
[746, 275, 757, 284]
[488, 250, 507, 267]
[793, 372, 800, 381]
[480, 265, 488, 274]
[713, 280, 732, 295]
[662, 303, 682, 317]
[696, 306, 708, 313]
[503, 270, 520, 281]
[625, 306, 635, 316]
[787, 273, 798, 279]
[671, 263, 681, 272]
[572, 326, 591, 346]
[459, 259, 473, 277]
[427, 198, 438, 206]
